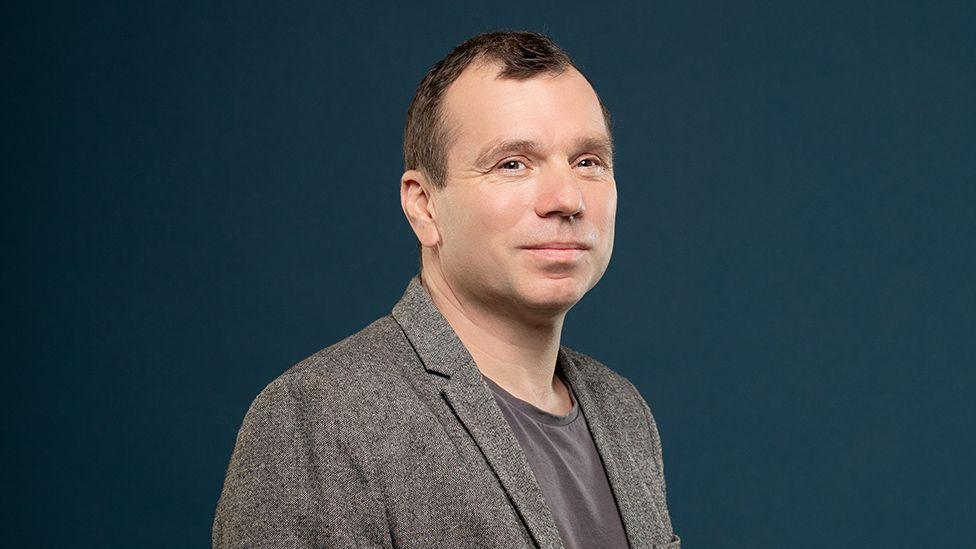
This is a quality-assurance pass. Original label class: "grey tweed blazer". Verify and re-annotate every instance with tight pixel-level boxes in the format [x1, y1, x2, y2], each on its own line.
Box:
[212, 275, 680, 548]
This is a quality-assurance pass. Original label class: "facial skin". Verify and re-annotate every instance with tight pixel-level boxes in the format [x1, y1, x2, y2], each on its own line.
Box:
[403, 60, 617, 326]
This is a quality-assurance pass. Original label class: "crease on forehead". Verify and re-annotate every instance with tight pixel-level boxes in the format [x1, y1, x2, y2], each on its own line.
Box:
[474, 134, 615, 168]
[441, 60, 610, 168]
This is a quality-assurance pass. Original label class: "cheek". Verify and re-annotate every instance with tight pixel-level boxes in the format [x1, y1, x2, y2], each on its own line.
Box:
[604, 187, 618, 247]
[587, 185, 617, 225]
[442, 190, 523, 253]
[472, 187, 526, 232]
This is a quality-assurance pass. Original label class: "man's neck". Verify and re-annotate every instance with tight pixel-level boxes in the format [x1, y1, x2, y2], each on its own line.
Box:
[420, 267, 572, 414]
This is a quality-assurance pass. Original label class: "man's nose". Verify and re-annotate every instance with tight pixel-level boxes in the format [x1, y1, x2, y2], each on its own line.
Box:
[535, 164, 585, 220]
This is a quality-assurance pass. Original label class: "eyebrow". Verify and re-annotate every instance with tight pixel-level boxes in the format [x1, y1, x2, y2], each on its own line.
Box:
[473, 135, 615, 168]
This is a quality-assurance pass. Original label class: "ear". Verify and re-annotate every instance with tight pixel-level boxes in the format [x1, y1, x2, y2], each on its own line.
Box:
[400, 169, 441, 247]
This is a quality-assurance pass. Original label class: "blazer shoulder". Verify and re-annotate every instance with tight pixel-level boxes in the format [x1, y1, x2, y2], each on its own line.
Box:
[560, 345, 663, 441]
[281, 314, 407, 382]
[244, 314, 416, 428]
[214, 320, 399, 547]
[273, 314, 411, 385]
[561, 345, 641, 396]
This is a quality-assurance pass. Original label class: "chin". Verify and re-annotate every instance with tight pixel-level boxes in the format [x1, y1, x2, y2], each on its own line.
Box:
[517, 275, 587, 310]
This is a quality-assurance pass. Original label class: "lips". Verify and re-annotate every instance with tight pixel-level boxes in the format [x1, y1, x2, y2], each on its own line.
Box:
[520, 242, 590, 262]
[521, 242, 591, 250]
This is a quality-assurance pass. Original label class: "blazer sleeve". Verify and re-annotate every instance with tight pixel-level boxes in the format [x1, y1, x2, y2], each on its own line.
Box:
[212, 375, 390, 548]
[629, 381, 667, 480]
[624, 378, 679, 542]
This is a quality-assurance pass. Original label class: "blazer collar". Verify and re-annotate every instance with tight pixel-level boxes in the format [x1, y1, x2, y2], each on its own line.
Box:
[390, 273, 661, 548]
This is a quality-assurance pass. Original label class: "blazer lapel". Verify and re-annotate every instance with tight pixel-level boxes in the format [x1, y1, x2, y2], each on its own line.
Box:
[558, 349, 668, 548]
[441, 366, 564, 549]
[391, 274, 564, 549]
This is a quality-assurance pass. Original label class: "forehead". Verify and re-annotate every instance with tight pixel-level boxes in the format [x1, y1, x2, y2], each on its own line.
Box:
[439, 60, 609, 159]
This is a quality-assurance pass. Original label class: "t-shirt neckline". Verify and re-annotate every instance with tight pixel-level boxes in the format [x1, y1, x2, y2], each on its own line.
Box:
[481, 372, 580, 427]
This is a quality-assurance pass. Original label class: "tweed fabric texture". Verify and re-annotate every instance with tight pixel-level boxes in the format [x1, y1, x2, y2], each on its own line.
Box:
[212, 274, 680, 548]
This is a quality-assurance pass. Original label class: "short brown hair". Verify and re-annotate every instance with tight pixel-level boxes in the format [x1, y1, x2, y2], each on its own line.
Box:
[402, 31, 613, 272]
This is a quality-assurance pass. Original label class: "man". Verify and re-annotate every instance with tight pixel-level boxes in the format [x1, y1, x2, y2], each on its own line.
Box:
[213, 31, 680, 548]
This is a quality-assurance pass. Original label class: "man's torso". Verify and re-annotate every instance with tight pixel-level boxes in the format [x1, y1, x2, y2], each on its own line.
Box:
[212, 277, 679, 548]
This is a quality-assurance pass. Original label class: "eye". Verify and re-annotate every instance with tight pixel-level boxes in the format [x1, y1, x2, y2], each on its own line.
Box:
[577, 157, 604, 168]
[497, 159, 527, 171]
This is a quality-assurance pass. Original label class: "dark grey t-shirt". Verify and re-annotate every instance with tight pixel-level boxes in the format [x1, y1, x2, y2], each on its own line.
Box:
[482, 371, 631, 549]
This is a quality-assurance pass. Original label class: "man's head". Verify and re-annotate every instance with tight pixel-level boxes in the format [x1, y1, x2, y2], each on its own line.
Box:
[400, 31, 617, 316]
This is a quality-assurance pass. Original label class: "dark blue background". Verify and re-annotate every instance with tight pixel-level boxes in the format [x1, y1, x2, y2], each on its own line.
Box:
[5, 1, 974, 547]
